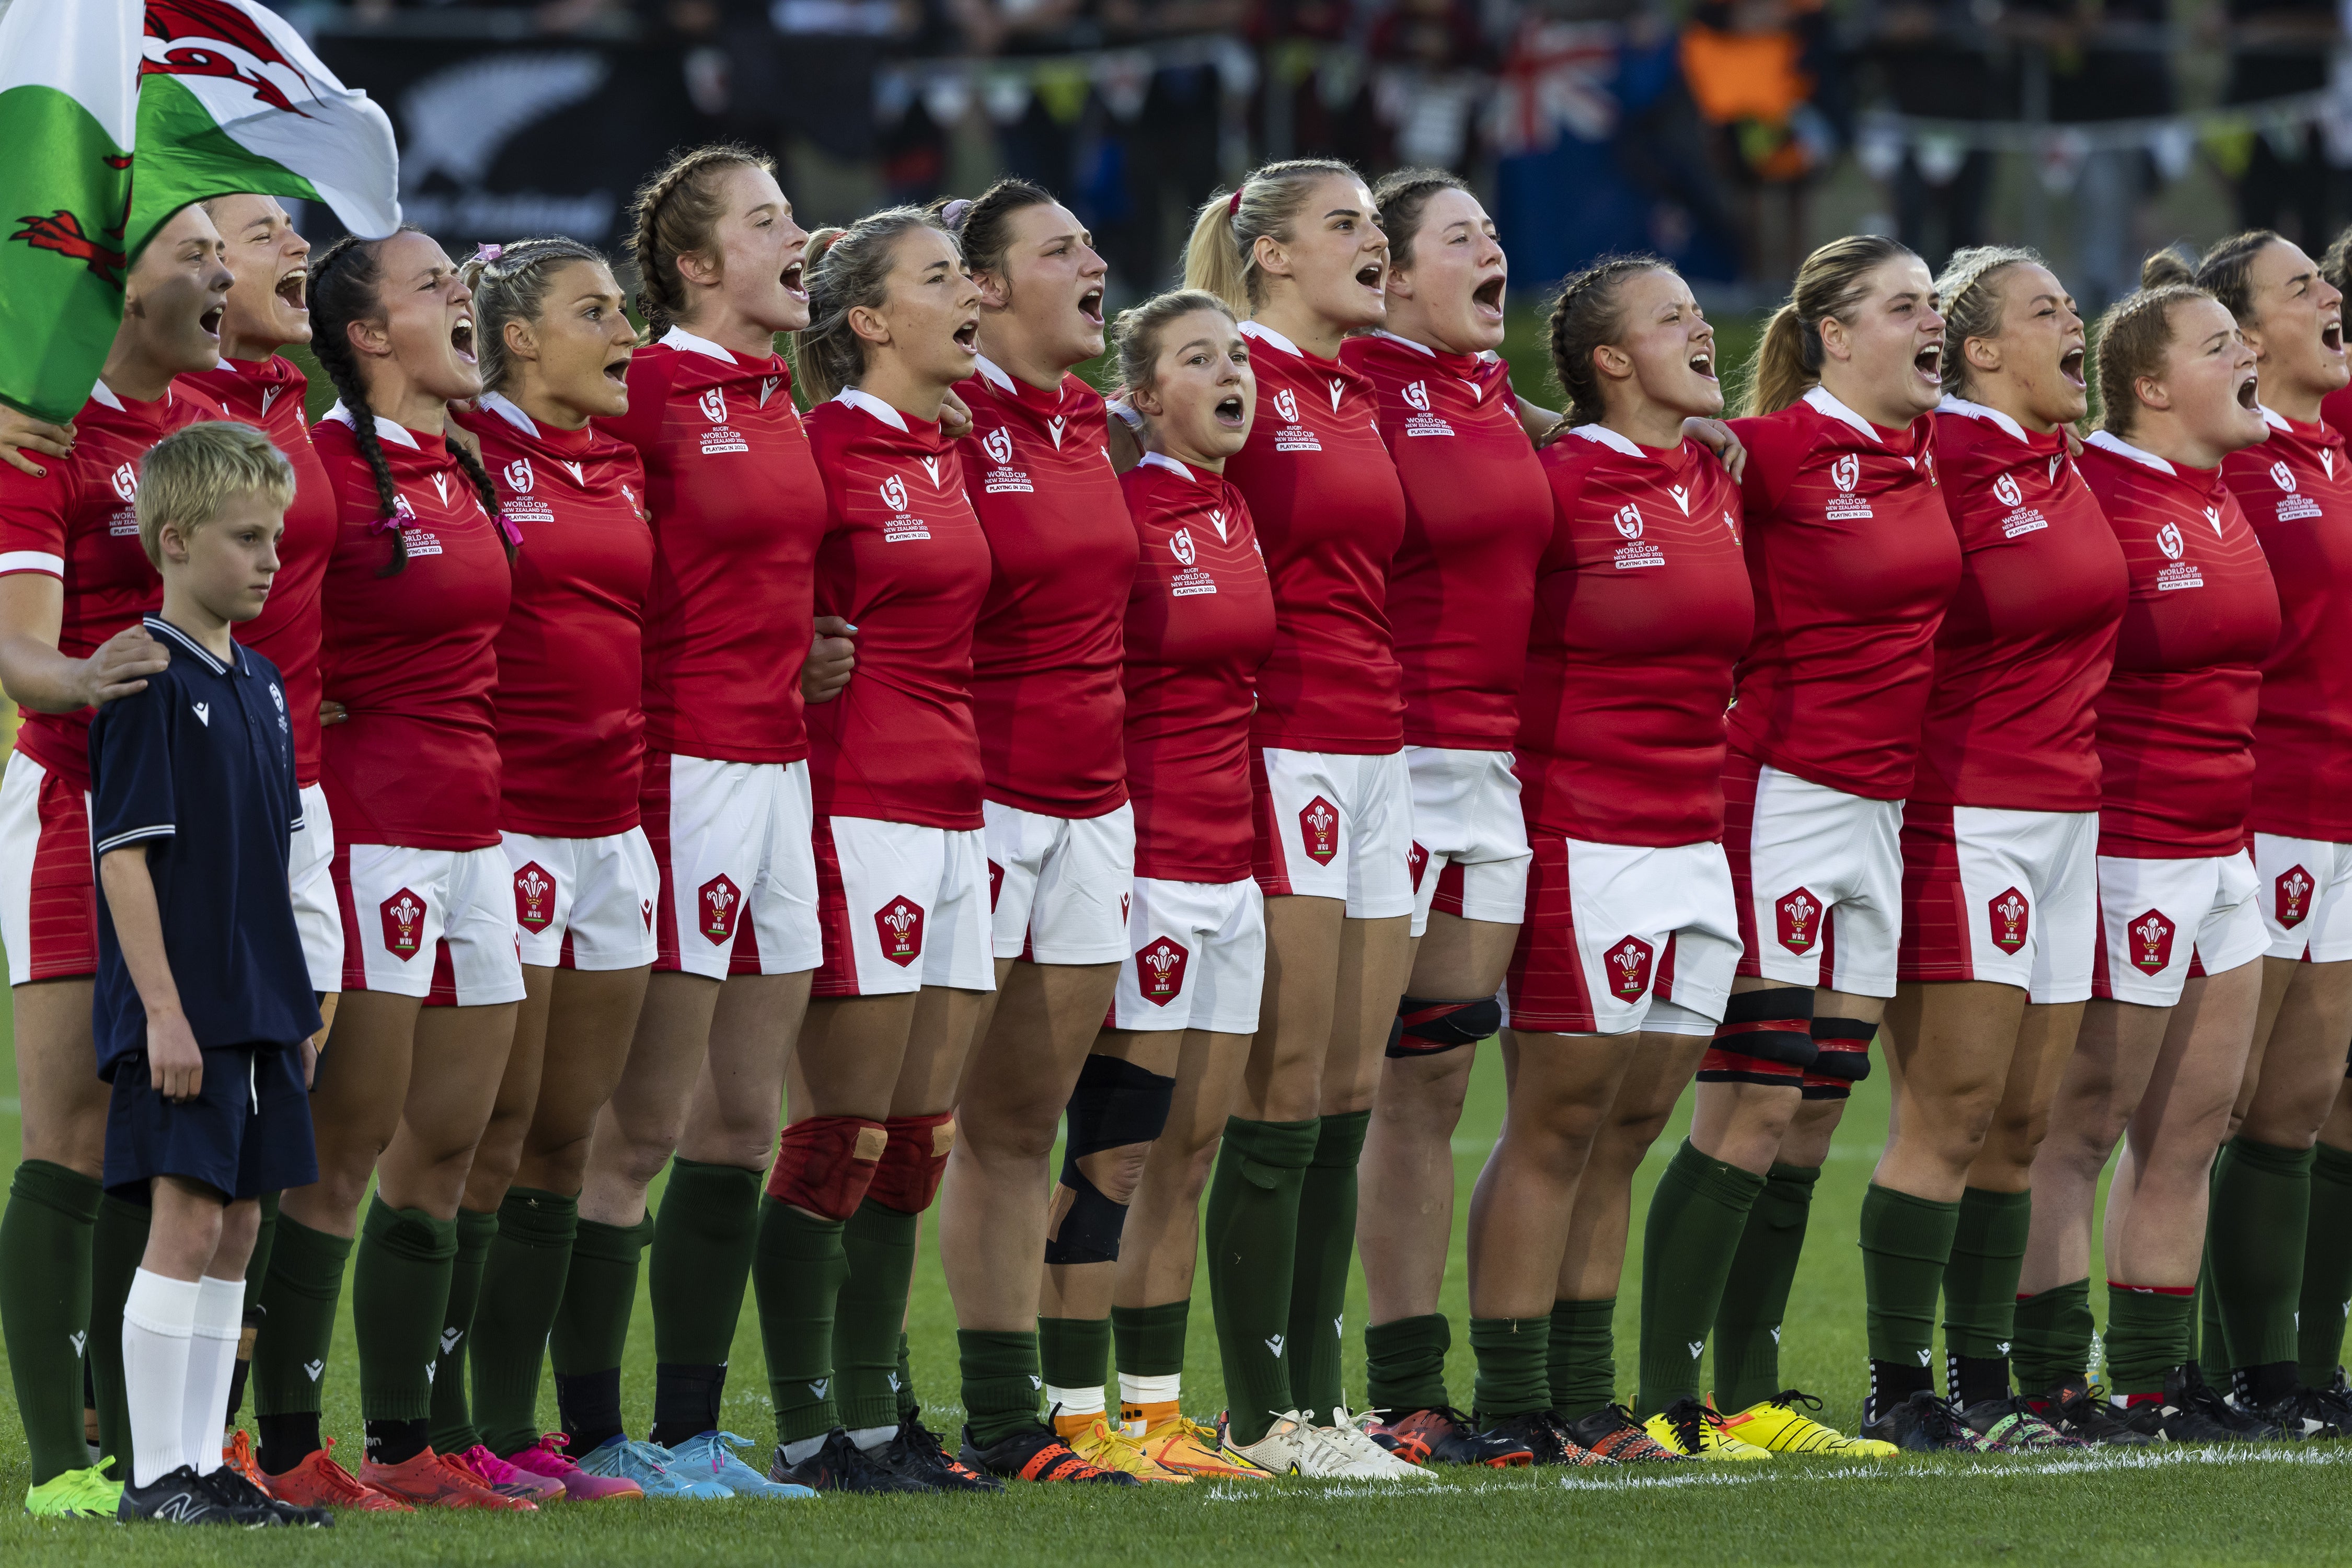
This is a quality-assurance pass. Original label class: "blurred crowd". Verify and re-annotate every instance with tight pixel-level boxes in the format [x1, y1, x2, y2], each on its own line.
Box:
[287, 0, 2352, 302]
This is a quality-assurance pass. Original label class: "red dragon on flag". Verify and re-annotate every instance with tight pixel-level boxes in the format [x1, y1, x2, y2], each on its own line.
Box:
[141, 0, 316, 118]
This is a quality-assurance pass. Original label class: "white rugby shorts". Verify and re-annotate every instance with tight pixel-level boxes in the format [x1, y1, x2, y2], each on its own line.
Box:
[290, 783, 343, 994]
[2252, 834, 2352, 964]
[1251, 746, 1415, 919]
[1502, 834, 1739, 1037]
[1110, 874, 1266, 1034]
[334, 841, 527, 1005]
[1898, 803, 2100, 1005]
[1404, 745, 1532, 937]
[643, 752, 823, 980]
[0, 750, 96, 985]
[1726, 755, 1906, 998]
[984, 799, 1135, 964]
[2092, 850, 2267, 1006]
[812, 816, 996, 997]
[503, 827, 662, 971]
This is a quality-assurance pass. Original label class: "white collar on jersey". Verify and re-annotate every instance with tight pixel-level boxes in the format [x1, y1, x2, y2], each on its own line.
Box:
[1137, 450, 1196, 482]
[1567, 422, 1644, 458]
[479, 390, 538, 437]
[89, 379, 126, 411]
[1936, 394, 2028, 444]
[2261, 403, 2294, 432]
[321, 400, 422, 449]
[2083, 429, 2177, 475]
[1367, 328, 1436, 358]
[973, 354, 1020, 395]
[659, 325, 739, 365]
[833, 385, 908, 432]
[1803, 384, 1884, 444]
[1237, 320, 1302, 358]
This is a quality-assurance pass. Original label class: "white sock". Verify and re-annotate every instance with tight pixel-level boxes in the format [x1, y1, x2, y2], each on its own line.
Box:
[1045, 1383, 1105, 1420]
[779, 1433, 828, 1467]
[847, 1424, 896, 1453]
[1120, 1371, 1181, 1407]
[124, 1270, 201, 1488]
[185, 1276, 245, 1477]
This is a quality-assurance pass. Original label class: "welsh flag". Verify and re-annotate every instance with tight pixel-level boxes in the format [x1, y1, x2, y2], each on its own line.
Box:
[0, 0, 401, 422]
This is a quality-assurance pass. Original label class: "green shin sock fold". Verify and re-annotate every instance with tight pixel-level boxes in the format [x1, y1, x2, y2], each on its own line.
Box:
[472, 1189, 579, 1458]
[2207, 1136, 2316, 1371]
[1636, 1141, 1765, 1418]
[2298, 1142, 2352, 1384]
[1204, 1115, 1319, 1447]
[89, 1192, 151, 1480]
[1942, 1187, 2033, 1403]
[1470, 1316, 1552, 1422]
[833, 1200, 919, 1432]
[895, 1331, 919, 1420]
[1112, 1300, 1189, 1381]
[426, 1206, 498, 1455]
[0, 1161, 101, 1485]
[753, 1197, 849, 1446]
[1365, 1313, 1452, 1415]
[2011, 1280, 2094, 1395]
[549, 1214, 654, 1378]
[352, 1197, 458, 1423]
[1289, 1109, 1370, 1425]
[1548, 1298, 1617, 1421]
[1859, 1182, 1963, 1369]
[651, 1159, 762, 1368]
[2105, 1283, 2196, 1397]
[960, 1328, 1044, 1447]
[1039, 1315, 1112, 1397]
[251, 1215, 353, 1421]
[225, 1192, 281, 1430]
[1712, 1162, 1819, 1415]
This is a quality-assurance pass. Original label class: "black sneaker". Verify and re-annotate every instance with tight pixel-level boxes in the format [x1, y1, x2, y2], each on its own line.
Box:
[1954, 1395, 2085, 1450]
[874, 1413, 1001, 1492]
[2240, 1383, 2352, 1439]
[118, 1464, 282, 1525]
[202, 1465, 332, 1526]
[2039, 1382, 2154, 1446]
[1561, 1404, 1687, 1462]
[1861, 1389, 1998, 1452]
[1369, 1405, 1534, 1468]
[959, 1422, 1137, 1485]
[777, 1428, 936, 1494]
[1470, 1408, 1612, 1466]
[2126, 1363, 2276, 1442]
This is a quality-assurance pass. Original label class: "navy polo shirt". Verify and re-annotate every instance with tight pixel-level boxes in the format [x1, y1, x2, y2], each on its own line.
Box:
[87, 616, 322, 1081]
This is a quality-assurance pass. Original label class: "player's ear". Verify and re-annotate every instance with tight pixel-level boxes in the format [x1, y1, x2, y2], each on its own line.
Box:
[846, 302, 891, 350]
[504, 315, 538, 367]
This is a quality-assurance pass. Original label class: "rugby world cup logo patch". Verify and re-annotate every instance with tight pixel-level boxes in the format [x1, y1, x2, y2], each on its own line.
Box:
[1298, 795, 1340, 866]
[2278, 865, 2316, 928]
[1403, 379, 1431, 412]
[1274, 388, 1299, 423]
[1994, 472, 2023, 508]
[504, 458, 533, 493]
[2273, 459, 2298, 493]
[984, 426, 1013, 465]
[1137, 936, 1190, 1005]
[2157, 522, 2185, 560]
[1170, 527, 1197, 566]
[1775, 887, 1820, 953]
[513, 862, 557, 932]
[1608, 935, 1655, 999]
[111, 462, 138, 502]
[381, 889, 427, 960]
[698, 874, 741, 944]
[1988, 887, 2031, 954]
[2128, 909, 2175, 974]
[1614, 502, 1643, 539]
[699, 387, 727, 423]
[875, 896, 926, 966]
[881, 474, 909, 511]
[1831, 453, 1861, 493]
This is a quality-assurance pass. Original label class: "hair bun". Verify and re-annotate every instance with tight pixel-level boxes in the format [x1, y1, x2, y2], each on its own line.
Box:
[2140, 248, 2197, 290]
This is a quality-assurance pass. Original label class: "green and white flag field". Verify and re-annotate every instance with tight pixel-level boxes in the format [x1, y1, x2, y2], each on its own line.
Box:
[0, 0, 401, 421]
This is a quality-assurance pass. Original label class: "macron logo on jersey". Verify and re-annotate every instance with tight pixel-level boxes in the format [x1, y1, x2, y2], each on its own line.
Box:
[1047, 414, 1066, 449]
[191, 701, 210, 727]
[1327, 377, 1345, 410]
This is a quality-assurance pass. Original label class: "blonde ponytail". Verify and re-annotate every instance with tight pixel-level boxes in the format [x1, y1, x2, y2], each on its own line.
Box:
[1181, 158, 1359, 315]
[1737, 234, 1918, 416]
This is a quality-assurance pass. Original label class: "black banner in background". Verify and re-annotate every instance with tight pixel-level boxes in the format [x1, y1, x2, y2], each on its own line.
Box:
[308, 29, 701, 254]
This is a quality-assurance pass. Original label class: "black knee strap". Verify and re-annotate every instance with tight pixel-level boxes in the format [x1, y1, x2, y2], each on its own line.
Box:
[1807, 1017, 1876, 1082]
[1389, 995, 1501, 1057]
[1045, 1056, 1175, 1266]
[1708, 987, 1817, 1068]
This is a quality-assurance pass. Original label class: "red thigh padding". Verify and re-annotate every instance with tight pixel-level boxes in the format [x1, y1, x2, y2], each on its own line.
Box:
[766, 1115, 888, 1220]
[866, 1111, 956, 1214]
[1696, 1046, 1805, 1086]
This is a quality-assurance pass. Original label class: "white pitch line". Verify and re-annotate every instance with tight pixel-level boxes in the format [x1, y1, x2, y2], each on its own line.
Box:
[1557, 1444, 2352, 1492]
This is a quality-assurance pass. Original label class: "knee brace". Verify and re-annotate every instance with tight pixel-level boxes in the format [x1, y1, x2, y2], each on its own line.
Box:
[1044, 1057, 1176, 1266]
[1388, 995, 1503, 1058]
[865, 1112, 956, 1214]
[765, 1115, 887, 1221]
[1694, 987, 1815, 1086]
[1800, 1017, 1875, 1099]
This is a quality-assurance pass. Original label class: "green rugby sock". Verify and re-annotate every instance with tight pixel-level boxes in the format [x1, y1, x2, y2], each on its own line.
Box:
[2207, 1137, 2314, 1370]
[1, 1162, 102, 1485]
[1941, 1187, 2032, 1404]
[352, 1198, 457, 1422]
[833, 1200, 918, 1432]
[2011, 1279, 2093, 1395]
[896, 1330, 919, 1420]
[753, 1197, 848, 1446]
[549, 1213, 652, 1450]
[649, 1158, 760, 1445]
[2104, 1282, 2195, 1398]
[1289, 1109, 1369, 1424]
[2298, 1142, 2352, 1384]
[1548, 1298, 1616, 1420]
[1712, 1162, 1818, 1415]
[1860, 1183, 1959, 1400]
[88, 1192, 151, 1480]
[1204, 1115, 1318, 1446]
[1365, 1313, 1451, 1416]
[1039, 1315, 1111, 1400]
[1636, 1140, 1763, 1418]
[251, 1215, 351, 1425]
[1470, 1316, 1550, 1421]
[960, 1328, 1044, 1447]
[473, 1189, 578, 1457]
[1112, 1300, 1189, 1382]
[426, 1206, 497, 1454]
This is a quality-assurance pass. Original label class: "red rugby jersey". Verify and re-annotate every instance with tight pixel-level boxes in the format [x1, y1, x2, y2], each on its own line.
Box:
[2079, 433, 2280, 857]
[2223, 408, 2352, 842]
[1725, 386, 1962, 800]
[314, 408, 512, 850]
[1518, 426, 1753, 846]
[176, 355, 335, 787]
[956, 359, 1135, 818]
[460, 394, 654, 838]
[1120, 453, 1277, 883]
[2321, 384, 2352, 440]
[1220, 322, 1408, 754]
[803, 389, 993, 831]
[1343, 331, 1552, 750]
[0, 381, 204, 792]
[1912, 400, 2127, 812]
[597, 327, 823, 765]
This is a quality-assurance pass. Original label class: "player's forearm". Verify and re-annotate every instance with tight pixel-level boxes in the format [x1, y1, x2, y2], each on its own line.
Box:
[98, 847, 188, 1025]
[0, 629, 98, 712]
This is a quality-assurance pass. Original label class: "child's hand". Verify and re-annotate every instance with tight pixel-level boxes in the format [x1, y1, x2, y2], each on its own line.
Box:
[81, 624, 168, 706]
[147, 1011, 203, 1102]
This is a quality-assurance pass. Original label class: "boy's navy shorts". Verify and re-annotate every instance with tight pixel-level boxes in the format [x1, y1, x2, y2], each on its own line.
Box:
[103, 1045, 316, 1201]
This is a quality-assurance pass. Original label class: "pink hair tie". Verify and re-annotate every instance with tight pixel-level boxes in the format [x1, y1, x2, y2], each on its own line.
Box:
[472, 242, 503, 265]
[1227, 185, 1245, 216]
[942, 199, 972, 230]
[493, 510, 525, 547]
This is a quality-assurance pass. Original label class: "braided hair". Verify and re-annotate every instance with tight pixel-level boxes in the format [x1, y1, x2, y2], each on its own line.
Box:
[1544, 255, 1671, 430]
[1932, 245, 2044, 399]
[627, 143, 775, 339]
[307, 230, 502, 577]
[457, 235, 610, 394]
